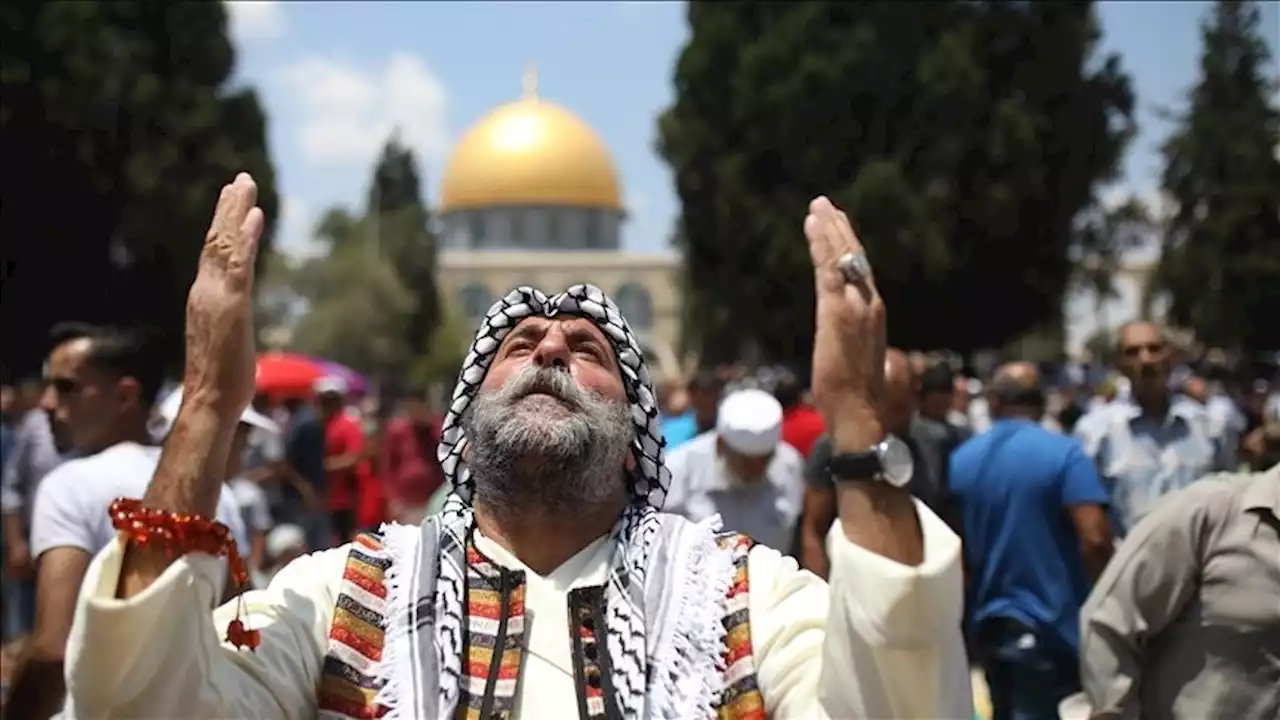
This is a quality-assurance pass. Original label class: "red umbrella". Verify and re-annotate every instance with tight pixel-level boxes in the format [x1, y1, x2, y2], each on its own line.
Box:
[256, 352, 325, 398]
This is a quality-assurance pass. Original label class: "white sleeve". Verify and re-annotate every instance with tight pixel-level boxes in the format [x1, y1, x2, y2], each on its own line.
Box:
[216, 487, 252, 558]
[748, 500, 972, 719]
[29, 464, 97, 557]
[64, 539, 346, 718]
[662, 448, 691, 516]
[250, 486, 273, 532]
[262, 431, 285, 463]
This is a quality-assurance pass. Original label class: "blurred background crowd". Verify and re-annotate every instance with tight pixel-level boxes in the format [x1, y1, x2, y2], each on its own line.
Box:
[2, 0, 1277, 716]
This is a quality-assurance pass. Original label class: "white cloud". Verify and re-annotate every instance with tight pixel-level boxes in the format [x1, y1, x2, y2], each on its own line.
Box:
[625, 191, 649, 215]
[276, 53, 450, 171]
[274, 195, 320, 258]
[226, 1, 286, 43]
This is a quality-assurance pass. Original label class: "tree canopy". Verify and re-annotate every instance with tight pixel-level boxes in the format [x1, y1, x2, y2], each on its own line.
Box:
[268, 136, 445, 396]
[659, 1, 1135, 364]
[0, 1, 278, 380]
[1152, 0, 1280, 351]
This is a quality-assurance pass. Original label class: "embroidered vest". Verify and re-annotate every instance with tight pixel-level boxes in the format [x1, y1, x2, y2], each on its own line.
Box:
[317, 532, 766, 720]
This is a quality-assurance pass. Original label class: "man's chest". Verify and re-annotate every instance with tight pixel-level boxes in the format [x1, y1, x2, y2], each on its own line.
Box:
[1101, 420, 1215, 489]
[317, 532, 768, 720]
[680, 463, 800, 549]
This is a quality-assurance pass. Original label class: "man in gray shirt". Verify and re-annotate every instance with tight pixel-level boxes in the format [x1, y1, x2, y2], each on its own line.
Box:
[1079, 465, 1280, 719]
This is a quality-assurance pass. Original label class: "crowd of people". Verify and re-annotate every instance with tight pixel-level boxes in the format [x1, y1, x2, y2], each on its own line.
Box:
[0, 328, 452, 710]
[651, 321, 1279, 719]
[0, 180, 1276, 717]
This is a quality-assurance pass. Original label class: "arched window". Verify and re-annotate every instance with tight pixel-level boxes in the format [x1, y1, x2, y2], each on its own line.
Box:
[467, 214, 487, 248]
[458, 283, 495, 324]
[583, 210, 600, 249]
[613, 282, 654, 331]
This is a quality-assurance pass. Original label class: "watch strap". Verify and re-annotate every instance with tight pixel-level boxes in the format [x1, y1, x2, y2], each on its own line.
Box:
[826, 451, 883, 482]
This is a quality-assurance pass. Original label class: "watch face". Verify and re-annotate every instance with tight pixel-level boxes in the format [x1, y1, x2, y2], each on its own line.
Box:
[879, 437, 914, 488]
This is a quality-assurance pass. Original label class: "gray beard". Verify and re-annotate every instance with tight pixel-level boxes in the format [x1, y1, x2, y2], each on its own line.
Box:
[465, 365, 634, 517]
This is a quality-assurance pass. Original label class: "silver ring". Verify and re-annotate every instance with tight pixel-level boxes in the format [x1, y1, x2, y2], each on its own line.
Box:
[837, 251, 871, 284]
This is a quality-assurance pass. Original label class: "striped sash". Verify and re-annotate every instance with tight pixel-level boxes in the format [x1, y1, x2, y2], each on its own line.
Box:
[316, 532, 767, 719]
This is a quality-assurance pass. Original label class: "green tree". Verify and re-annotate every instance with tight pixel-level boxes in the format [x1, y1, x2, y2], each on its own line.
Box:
[289, 239, 416, 375]
[277, 138, 445, 395]
[0, 1, 278, 378]
[367, 137, 442, 368]
[1152, 0, 1280, 351]
[658, 2, 1134, 365]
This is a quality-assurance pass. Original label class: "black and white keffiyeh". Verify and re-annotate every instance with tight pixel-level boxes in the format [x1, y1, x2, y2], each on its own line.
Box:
[376, 284, 722, 720]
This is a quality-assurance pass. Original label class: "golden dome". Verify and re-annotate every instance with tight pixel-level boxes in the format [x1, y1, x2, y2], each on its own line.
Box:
[439, 70, 623, 213]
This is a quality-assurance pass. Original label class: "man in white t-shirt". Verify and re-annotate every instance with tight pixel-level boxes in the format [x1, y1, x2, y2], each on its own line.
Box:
[8, 324, 247, 718]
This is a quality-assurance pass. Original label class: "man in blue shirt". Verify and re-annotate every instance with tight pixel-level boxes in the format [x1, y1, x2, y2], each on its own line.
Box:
[950, 362, 1114, 720]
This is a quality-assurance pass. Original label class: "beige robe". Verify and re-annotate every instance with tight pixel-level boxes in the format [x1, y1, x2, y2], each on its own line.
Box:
[64, 499, 972, 718]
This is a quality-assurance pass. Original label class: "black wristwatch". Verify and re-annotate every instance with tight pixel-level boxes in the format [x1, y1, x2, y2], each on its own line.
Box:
[825, 436, 914, 488]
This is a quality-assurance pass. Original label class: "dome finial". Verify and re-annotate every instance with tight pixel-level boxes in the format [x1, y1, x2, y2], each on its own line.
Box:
[522, 63, 539, 100]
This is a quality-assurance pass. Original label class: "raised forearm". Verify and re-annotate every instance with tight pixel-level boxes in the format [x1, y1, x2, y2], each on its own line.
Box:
[117, 395, 237, 599]
[832, 408, 923, 567]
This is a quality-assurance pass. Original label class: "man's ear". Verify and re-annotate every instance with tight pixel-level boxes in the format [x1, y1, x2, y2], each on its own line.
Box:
[624, 451, 636, 472]
[116, 376, 142, 412]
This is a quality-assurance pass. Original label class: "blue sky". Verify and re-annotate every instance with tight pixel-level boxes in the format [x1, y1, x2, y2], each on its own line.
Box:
[226, 0, 1278, 260]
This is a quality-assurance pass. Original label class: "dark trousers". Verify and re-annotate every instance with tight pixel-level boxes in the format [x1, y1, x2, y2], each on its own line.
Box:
[976, 619, 1080, 720]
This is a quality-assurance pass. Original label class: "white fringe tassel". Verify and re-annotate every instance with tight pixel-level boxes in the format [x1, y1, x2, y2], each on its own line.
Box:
[372, 521, 422, 719]
[647, 516, 736, 719]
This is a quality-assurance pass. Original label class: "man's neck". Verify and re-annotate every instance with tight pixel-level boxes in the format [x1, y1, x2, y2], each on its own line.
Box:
[1135, 391, 1169, 419]
[474, 499, 626, 576]
[102, 420, 155, 451]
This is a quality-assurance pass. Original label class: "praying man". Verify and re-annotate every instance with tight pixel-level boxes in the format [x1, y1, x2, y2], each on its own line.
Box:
[61, 174, 972, 719]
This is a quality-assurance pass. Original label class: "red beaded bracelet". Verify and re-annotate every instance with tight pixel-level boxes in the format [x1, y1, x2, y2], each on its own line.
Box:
[109, 497, 261, 651]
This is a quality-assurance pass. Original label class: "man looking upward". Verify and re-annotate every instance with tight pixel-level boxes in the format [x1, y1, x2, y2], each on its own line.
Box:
[60, 177, 971, 718]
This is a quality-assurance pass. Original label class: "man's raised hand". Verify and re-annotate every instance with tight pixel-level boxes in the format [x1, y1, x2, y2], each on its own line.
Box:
[803, 196, 887, 449]
[183, 173, 264, 418]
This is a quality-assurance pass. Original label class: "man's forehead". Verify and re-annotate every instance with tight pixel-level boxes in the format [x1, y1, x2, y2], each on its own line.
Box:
[1121, 323, 1163, 344]
[48, 337, 92, 369]
[504, 315, 613, 346]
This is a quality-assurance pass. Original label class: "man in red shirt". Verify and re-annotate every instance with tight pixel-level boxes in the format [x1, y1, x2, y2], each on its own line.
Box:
[774, 370, 825, 458]
[316, 377, 364, 543]
[378, 390, 444, 526]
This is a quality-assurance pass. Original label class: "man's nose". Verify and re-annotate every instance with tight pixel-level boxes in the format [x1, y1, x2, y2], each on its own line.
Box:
[39, 385, 57, 411]
[531, 331, 571, 370]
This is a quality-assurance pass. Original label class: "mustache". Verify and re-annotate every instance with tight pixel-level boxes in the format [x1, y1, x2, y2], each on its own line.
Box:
[498, 366, 586, 410]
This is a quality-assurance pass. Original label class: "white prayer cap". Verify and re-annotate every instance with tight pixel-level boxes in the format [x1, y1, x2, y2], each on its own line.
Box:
[266, 523, 307, 560]
[313, 375, 348, 396]
[157, 387, 279, 436]
[716, 389, 783, 456]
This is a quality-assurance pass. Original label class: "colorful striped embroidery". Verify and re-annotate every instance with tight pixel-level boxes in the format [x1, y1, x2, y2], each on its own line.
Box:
[316, 532, 764, 720]
[318, 533, 392, 720]
[715, 532, 766, 720]
[456, 542, 528, 720]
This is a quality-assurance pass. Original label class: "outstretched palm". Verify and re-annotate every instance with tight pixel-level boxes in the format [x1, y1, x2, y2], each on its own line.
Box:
[182, 173, 265, 418]
[803, 196, 887, 433]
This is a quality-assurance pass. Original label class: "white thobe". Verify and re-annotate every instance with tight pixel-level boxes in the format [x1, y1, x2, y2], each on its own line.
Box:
[63, 500, 972, 718]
